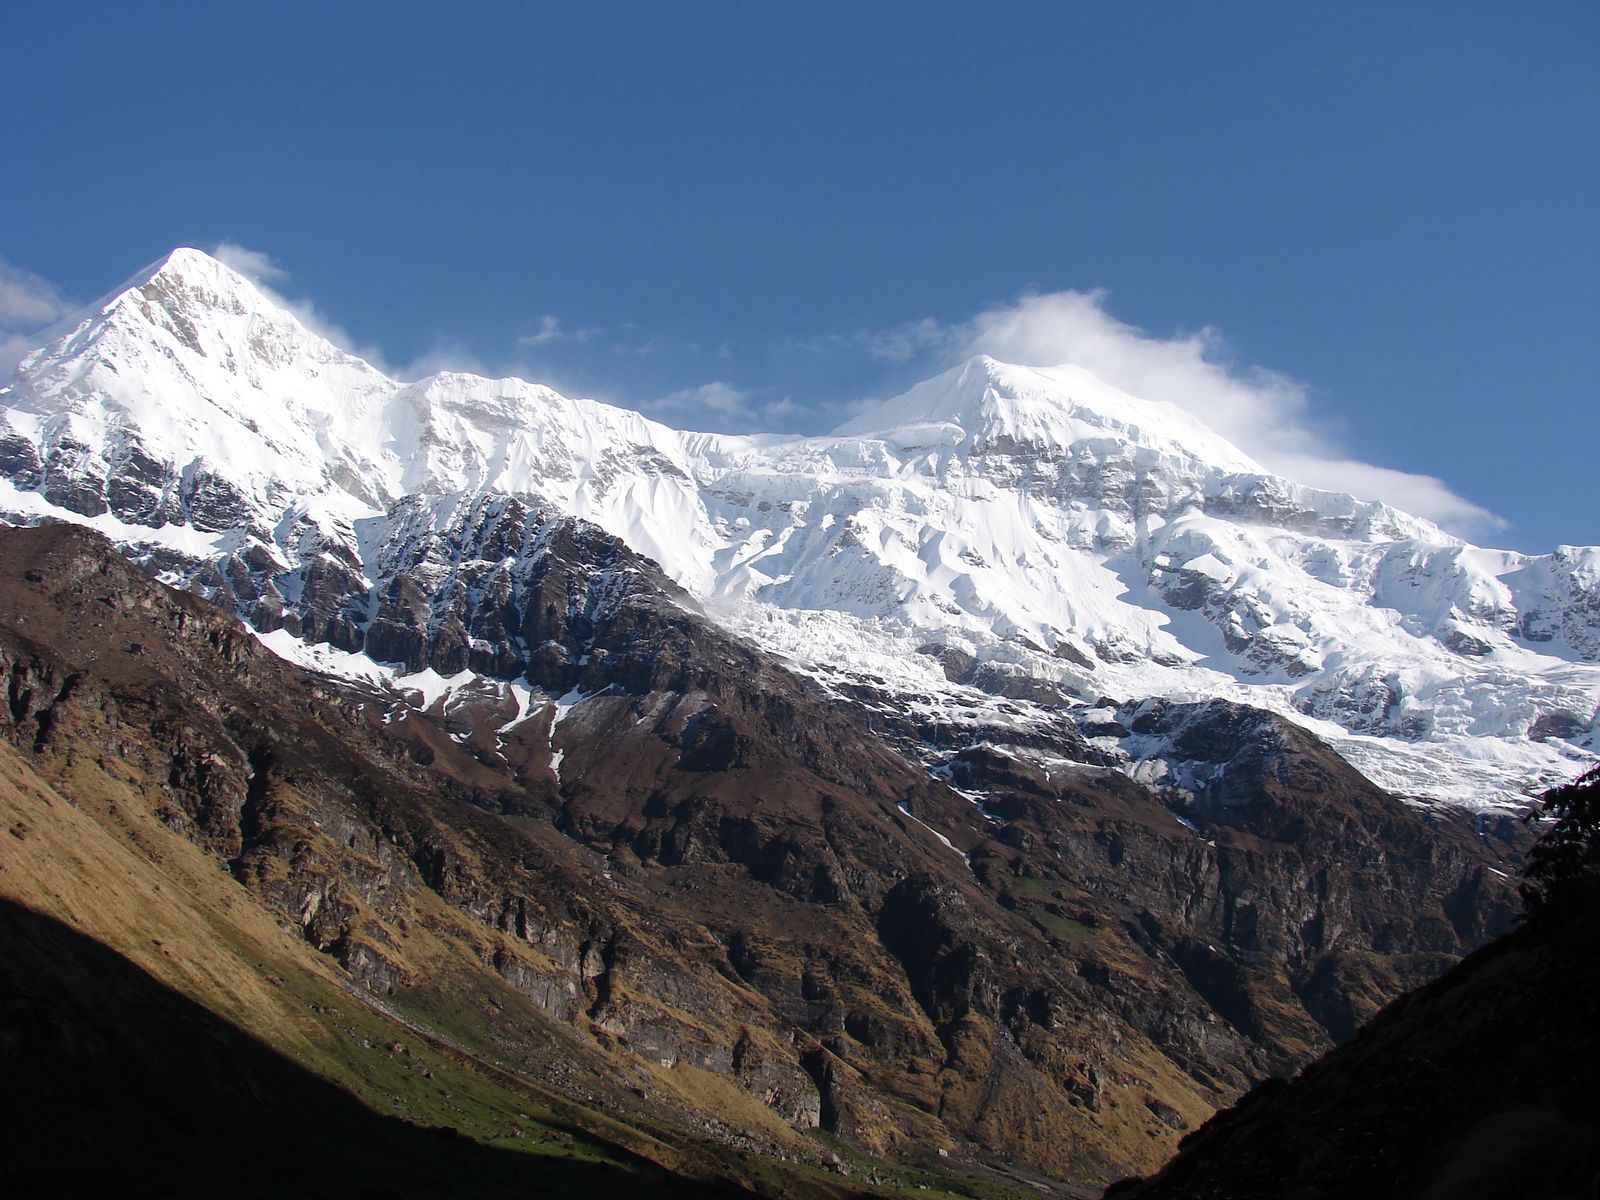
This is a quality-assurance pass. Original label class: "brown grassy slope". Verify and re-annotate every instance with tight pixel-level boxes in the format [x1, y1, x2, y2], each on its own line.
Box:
[0, 524, 1070, 1198]
[0, 736, 751, 1198]
[0, 520, 1218, 1189]
[0, 518, 1530, 1193]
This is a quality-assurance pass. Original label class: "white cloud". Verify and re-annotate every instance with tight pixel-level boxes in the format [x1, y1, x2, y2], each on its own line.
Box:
[0, 332, 44, 378]
[0, 255, 78, 377]
[518, 314, 600, 347]
[1273, 454, 1503, 537]
[655, 381, 755, 420]
[868, 290, 1503, 536]
[861, 316, 949, 364]
[648, 381, 813, 433]
[762, 396, 805, 422]
[0, 259, 74, 328]
[211, 241, 288, 285]
[397, 340, 489, 381]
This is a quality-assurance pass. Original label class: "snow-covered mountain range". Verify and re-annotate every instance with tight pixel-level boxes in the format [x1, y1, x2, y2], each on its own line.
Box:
[2, 248, 1595, 808]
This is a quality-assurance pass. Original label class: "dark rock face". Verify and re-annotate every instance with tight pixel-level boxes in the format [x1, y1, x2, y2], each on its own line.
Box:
[917, 642, 977, 682]
[1531, 711, 1589, 741]
[914, 641, 1080, 707]
[915, 697, 1528, 1081]
[3, 413, 277, 538]
[1106, 892, 1600, 1200]
[287, 553, 368, 651]
[0, 522, 1531, 1190]
[179, 465, 255, 533]
[0, 430, 41, 484]
[39, 438, 111, 516]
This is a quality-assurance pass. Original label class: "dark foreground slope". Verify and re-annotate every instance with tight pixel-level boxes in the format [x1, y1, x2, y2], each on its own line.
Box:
[1107, 858, 1600, 1198]
[0, 521, 1528, 1190]
[0, 900, 749, 1200]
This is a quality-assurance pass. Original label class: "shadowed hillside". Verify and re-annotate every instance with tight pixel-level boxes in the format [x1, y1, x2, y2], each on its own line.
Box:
[0, 898, 753, 1199]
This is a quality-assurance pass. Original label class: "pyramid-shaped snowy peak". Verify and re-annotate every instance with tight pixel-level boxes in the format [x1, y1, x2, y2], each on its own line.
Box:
[835, 356, 1265, 475]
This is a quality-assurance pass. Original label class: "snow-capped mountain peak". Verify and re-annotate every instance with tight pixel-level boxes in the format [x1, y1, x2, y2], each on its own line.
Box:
[5, 247, 397, 523]
[45, 246, 372, 388]
[1, 248, 1595, 808]
[837, 355, 1265, 475]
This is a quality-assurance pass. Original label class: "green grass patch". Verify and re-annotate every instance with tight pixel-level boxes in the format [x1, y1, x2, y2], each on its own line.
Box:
[1032, 910, 1093, 941]
[1000, 873, 1058, 903]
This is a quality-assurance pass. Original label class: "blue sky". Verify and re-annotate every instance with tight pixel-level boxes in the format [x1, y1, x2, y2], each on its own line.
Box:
[1, 1, 1594, 550]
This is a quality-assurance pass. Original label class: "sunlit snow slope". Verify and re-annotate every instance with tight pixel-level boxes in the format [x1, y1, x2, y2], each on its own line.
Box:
[1, 248, 1595, 807]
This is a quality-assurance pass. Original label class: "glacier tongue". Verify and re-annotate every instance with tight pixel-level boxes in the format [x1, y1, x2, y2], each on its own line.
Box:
[1, 247, 1595, 808]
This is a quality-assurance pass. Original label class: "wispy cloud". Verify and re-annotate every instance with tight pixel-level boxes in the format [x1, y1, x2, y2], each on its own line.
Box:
[518, 314, 601, 347]
[0, 255, 78, 378]
[647, 380, 802, 432]
[396, 339, 490, 381]
[209, 242, 394, 373]
[860, 316, 949, 364]
[211, 242, 288, 286]
[856, 290, 1503, 536]
[762, 395, 805, 422]
[652, 380, 756, 422]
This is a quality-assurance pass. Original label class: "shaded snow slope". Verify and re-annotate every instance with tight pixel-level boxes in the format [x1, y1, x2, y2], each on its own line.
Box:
[1, 248, 1595, 807]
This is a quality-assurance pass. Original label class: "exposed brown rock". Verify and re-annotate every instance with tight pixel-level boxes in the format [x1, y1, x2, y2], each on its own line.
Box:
[0, 521, 1529, 1190]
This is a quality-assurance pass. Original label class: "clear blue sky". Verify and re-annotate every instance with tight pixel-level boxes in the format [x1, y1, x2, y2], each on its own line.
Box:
[2, 1, 1594, 551]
